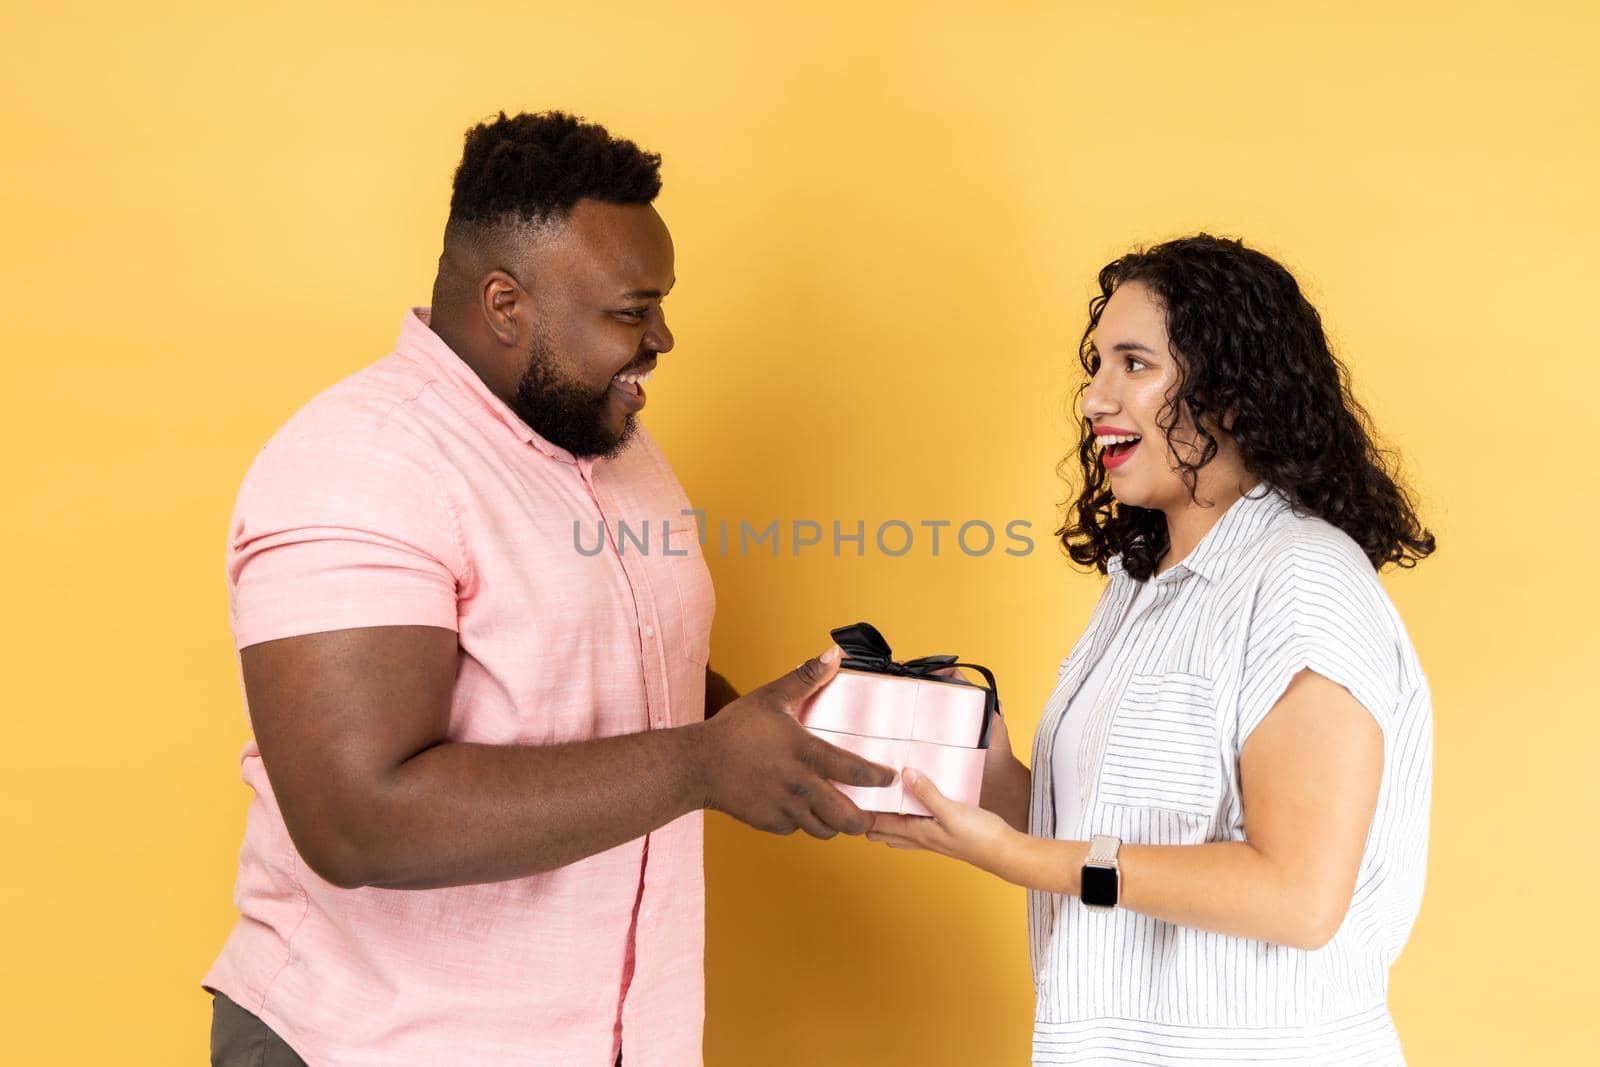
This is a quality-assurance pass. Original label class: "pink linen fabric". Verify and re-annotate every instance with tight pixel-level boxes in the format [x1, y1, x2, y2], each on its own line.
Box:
[203, 309, 715, 1066]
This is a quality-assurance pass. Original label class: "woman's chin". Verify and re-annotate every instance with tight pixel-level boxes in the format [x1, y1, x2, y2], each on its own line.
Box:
[1107, 476, 1155, 510]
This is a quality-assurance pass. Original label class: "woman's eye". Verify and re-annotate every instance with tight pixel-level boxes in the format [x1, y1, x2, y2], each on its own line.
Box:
[1126, 356, 1146, 372]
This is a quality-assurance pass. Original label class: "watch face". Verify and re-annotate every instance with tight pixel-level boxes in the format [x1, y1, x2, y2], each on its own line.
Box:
[1081, 864, 1119, 908]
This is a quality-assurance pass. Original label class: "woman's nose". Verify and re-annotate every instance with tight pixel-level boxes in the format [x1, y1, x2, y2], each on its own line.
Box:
[1081, 373, 1115, 422]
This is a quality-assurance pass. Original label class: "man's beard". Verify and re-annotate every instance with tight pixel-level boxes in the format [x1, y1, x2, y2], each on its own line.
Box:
[510, 330, 637, 460]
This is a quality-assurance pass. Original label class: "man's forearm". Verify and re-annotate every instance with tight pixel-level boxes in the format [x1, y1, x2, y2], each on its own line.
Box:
[320, 724, 711, 890]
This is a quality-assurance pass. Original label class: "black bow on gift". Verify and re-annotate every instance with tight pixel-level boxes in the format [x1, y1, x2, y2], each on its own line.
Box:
[828, 622, 1000, 748]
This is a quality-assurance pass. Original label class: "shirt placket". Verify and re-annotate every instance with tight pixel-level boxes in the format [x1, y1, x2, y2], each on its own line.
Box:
[576, 460, 671, 731]
[575, 460, 676, 1057]
[1041, 575, 1138, 837]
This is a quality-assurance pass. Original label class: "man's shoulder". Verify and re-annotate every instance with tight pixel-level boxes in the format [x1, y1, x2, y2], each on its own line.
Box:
[265, 351, 439, 450]
[238, 353, 450, 501]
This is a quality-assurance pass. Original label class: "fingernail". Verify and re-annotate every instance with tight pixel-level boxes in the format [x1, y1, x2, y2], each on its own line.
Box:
[820, 646, 840, 664]
[903, 767, 921, 786]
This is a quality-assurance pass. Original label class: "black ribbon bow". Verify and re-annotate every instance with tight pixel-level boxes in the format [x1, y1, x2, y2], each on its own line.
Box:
[828, 622, 1000, 748]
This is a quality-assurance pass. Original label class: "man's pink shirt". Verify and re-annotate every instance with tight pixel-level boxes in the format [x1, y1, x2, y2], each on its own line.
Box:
[204, 310, 715, 1066]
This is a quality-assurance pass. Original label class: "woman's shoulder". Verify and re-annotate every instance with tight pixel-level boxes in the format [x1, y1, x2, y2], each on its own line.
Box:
[1213, 499, 1393, 635]
[1246, 499, 1385, 595]
[1237, 499, 1428, 698]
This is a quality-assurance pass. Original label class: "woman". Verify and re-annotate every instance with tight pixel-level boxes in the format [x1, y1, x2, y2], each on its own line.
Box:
[868, 235, 1435, 1065]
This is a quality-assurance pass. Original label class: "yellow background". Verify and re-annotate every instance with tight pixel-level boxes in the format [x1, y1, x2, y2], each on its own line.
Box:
[3, 1, 1595, 1063]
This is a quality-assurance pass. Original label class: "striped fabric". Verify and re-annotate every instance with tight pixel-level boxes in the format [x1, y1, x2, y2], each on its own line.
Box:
[1052, 580, 1158, 835]
[1028, 486, 1432, 1066]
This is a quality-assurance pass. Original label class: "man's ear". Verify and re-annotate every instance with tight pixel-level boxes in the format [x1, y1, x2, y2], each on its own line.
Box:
[481, 269, 523, 348]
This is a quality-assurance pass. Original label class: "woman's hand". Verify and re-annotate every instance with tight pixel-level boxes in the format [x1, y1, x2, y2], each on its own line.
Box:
[977, 709, 1032, 831]
[930, 666, 1031, 830]
[866, 767, 1022, 878]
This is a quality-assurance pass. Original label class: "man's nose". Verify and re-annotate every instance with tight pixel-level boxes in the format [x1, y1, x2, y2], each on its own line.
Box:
[645, 310, 674, 354]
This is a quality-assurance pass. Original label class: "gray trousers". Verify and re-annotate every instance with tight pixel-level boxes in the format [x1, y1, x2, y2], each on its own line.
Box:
[209, 992, 625, 1065]
[210, 993, 308, 1067]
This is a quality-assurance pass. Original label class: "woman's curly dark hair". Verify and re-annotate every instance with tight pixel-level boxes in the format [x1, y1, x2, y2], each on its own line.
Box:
[1058, 234, 1436, 580]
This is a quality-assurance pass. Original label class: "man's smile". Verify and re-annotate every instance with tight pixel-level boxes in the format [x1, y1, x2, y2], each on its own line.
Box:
[608, 358, 656, 412]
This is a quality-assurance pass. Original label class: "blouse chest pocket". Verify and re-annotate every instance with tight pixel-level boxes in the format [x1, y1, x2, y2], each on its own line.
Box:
[1096, 671, 1221, 819]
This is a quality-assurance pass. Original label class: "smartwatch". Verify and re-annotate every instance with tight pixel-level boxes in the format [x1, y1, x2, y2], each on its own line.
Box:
[1080, 834, 1122, 911]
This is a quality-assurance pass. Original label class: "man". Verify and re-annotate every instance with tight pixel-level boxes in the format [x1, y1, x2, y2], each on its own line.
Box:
[203, 111, 894, 1067]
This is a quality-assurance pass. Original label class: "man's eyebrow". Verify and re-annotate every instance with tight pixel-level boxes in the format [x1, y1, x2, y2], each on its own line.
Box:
[620, 280, 676, 300]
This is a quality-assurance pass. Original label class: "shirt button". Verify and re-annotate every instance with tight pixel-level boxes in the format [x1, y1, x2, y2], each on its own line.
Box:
[644, 625, 655, 638]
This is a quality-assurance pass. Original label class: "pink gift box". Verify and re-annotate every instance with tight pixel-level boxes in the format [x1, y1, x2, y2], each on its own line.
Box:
[795, 623, 997, 816]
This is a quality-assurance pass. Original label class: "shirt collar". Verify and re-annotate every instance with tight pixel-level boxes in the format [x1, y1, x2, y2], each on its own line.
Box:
[1110, 484, 1293, 585]
[394, 307, 581, 466]
[1160, 484, 1293, 583]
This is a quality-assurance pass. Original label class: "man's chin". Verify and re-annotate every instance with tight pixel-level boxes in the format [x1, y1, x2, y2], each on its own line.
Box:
[600, 414, 639, 458]
[568, 412, 638, 460]
[508, 382, 636, 459]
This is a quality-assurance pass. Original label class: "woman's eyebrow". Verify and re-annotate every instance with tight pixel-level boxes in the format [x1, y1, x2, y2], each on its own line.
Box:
[1104, 340, 1158, 354]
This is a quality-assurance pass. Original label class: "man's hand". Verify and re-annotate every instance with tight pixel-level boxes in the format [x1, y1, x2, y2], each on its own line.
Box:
[694, 647, 896, 838]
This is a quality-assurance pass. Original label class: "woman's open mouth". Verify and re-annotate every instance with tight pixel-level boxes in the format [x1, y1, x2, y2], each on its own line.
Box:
[1097, 432, 1141, 471]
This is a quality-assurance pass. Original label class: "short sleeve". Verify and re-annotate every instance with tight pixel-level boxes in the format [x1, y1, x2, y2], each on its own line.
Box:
[1235, 538, 1402, 745]
[227, 422, 467, 650]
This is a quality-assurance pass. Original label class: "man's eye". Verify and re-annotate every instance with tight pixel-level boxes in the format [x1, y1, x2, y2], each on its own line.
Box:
[615, 308, 647, 322]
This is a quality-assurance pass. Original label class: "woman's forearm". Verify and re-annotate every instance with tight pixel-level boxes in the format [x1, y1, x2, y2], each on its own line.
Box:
[993, 833, 1345, 951]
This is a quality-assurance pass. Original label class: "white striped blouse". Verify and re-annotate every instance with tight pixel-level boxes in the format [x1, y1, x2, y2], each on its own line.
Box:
[1027, 486, 1432, 1065]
